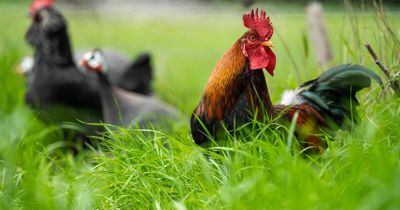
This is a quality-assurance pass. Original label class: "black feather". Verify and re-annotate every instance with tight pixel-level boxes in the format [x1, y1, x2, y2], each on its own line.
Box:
[117, 53, 153, 95]
[299, 64, 382, 128]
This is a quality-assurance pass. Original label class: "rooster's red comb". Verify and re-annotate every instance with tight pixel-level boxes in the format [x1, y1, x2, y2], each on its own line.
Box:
[29, 0, 54, 16]
[243, 8, 273, 38]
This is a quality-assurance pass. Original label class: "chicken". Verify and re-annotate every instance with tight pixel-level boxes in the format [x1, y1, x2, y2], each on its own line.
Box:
[190, 9, 382, 152]
[25, 0, 100, 109]
[79, 49, 180, 128]
[25, 0, 153, 111]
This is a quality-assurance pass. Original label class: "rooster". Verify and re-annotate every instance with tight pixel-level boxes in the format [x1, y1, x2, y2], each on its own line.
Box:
[190, 9, 382, 152]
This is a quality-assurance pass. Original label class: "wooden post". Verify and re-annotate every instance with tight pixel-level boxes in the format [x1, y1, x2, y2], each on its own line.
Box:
[306, 1, 334, 66]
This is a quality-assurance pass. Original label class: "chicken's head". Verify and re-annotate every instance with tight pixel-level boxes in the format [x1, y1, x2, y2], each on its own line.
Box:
[241, 9, 276, 76]
[26, 0, 66, 48]
[29, 0, 54, 16]
[80, 50, 109, 74]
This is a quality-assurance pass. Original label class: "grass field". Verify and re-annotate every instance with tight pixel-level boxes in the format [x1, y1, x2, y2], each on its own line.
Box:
[1, 1, 400, 209]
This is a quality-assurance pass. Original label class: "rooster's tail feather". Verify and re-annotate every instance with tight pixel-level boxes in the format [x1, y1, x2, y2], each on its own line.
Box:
[298, 64, 382, 128]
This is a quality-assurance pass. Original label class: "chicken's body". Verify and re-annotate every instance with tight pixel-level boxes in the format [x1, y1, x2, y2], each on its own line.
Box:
[192, 40, 245, 144]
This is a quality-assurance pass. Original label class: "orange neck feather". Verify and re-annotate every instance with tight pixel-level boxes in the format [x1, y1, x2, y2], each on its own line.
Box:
[195, 38, 247, 121]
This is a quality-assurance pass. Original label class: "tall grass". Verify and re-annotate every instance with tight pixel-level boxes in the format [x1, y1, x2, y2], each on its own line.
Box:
[0, 1, 399, 209]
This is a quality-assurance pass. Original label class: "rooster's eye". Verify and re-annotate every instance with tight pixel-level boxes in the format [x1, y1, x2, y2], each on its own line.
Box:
[248, 36, 256, 42]
[34, 14, 42, 22]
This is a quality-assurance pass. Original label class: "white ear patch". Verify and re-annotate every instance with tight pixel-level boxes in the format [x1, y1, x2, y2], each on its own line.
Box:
[82, 50, 108, 73]
[83, 51, 92, 61]
[19, 56, 34, 74]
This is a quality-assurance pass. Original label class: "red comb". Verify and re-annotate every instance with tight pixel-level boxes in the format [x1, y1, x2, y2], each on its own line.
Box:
[29, 0, 54, 16]
[243, 8, 273, 38]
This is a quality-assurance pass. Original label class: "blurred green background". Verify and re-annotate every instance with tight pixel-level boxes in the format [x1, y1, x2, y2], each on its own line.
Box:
[0, 0, 399, 209]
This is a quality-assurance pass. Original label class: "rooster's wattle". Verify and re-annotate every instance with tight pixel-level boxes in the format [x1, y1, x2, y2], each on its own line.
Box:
[190, 9, 382, 152]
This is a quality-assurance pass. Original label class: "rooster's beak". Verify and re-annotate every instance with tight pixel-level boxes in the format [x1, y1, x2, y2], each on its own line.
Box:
[262, 40, 274, 48]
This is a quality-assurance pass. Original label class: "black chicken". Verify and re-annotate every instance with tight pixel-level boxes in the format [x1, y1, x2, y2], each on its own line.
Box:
[25, 0, 153, 110]
[25, 0, 153, 138]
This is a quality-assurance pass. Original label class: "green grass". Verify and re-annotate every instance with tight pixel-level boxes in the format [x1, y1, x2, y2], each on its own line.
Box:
[1, 1, 400, 209]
